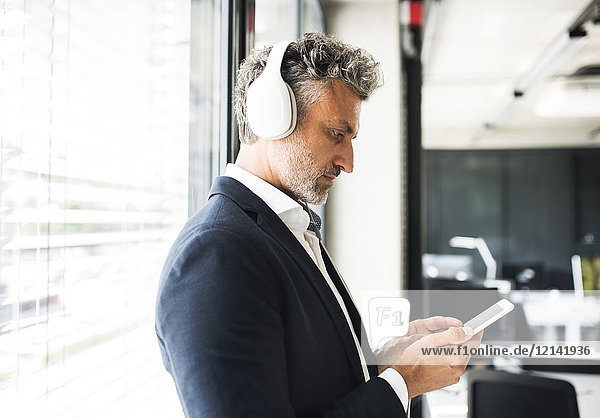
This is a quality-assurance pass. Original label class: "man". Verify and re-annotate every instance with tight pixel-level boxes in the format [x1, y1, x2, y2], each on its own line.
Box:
[156, 33, 481, 417]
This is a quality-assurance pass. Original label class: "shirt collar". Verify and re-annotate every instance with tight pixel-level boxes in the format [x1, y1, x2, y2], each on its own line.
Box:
[224, 163, 310, 233]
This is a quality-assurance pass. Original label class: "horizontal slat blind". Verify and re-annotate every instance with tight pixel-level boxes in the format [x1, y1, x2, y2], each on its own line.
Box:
[0, 0, 189, 416]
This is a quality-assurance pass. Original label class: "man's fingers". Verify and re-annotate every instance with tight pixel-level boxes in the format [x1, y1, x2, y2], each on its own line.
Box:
[376, 334, 423, 362]
[405, 334, 424, 345]
[472, 330, 484, 343]
[408, 316, 463, 335]
[432, 316, 462, 329]
[417, 326, 474, 348]
[462, 329, 484, 349]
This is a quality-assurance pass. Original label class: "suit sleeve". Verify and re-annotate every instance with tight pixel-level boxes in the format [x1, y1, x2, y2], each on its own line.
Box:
[155, 228, 406, 418]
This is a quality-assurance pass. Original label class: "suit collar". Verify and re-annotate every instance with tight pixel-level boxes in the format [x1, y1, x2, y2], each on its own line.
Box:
[223, 163, 300, 215]
[209, 175, 272, 214]
[223, 164, 311, 234]
[209, 177, 314, 269]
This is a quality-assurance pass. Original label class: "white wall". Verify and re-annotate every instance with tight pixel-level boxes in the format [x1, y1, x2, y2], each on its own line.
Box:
[323, 0, 405, 314]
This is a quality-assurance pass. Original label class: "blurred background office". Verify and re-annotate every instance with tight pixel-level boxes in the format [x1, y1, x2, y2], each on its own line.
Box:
[0, 0, 598, 417]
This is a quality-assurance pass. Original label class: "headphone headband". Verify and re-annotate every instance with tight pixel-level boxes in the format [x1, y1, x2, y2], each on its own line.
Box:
[264, 41, 293, 74]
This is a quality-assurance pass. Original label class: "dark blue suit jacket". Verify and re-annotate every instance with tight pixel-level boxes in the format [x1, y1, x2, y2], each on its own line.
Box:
[155, 176, 405, 417]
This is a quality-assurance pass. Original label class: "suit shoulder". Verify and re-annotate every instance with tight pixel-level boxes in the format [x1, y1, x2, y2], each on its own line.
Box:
[184, 194, 261, 238]
[160, 194, 272, 278]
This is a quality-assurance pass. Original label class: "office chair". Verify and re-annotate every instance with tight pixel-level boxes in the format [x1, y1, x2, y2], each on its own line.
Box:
[468, 369, 579, 418]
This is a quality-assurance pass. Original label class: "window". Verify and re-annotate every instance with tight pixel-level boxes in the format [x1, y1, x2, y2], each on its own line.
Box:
[188, 0, 223, 214]
[254, 0, 324, 47]
[0, 1, 189, 416]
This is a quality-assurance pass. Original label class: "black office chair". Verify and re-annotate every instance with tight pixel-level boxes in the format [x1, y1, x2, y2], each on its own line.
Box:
[468, 369, 579, 418]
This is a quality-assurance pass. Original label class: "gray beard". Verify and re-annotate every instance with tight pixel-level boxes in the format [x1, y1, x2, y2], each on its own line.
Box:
[274, 132, 332, 205]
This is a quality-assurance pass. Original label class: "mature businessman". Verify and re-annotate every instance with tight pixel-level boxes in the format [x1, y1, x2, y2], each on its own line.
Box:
[156, 33, 482, 417]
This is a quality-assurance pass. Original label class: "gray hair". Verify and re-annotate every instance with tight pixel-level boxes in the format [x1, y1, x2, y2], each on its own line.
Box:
[234, 32, 382, 145]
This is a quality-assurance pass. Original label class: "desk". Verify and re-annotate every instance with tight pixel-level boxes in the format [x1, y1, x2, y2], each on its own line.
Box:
[518, 291, 600, 343]
[424, 377, 467, 418]
[421, 290, 600, 417]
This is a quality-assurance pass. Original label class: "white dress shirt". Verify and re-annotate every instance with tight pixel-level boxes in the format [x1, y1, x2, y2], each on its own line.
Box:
[224, 163, 409, 412]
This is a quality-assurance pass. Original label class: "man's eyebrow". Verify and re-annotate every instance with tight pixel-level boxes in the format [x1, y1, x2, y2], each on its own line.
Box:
[328, 120, 355, 135]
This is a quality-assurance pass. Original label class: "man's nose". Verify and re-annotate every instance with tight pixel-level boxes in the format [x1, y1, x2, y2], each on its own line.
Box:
[334, 140, 354, 174]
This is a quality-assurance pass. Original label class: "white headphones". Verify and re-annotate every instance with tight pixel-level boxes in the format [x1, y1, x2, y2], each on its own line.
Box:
[246, 41, 297, 140]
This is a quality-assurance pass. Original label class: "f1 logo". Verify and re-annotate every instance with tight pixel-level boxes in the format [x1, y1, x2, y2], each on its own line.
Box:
[367, 297, 410, 348]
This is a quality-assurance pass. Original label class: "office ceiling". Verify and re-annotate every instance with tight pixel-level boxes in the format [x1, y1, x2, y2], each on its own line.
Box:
[422, 0, 600, 149]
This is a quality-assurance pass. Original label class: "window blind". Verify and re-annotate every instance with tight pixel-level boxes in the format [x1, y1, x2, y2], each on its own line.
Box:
[0, 1, 189, 416]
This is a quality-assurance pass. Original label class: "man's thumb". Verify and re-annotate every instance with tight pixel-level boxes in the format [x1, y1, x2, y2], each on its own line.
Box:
[421, 326, 474, 347]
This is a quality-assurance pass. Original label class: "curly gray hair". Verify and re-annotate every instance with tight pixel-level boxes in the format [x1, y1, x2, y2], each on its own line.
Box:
[234, 32, 382, 145]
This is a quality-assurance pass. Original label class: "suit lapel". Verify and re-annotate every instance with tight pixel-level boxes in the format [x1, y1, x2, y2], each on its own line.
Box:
[254, 207, 370, 384]
[320, 245, 378, 378]
[209, 176, 368, 383]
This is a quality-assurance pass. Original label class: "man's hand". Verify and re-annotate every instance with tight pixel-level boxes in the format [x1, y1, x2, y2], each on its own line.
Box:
[407, 316, 462, 336]
[376, 334, 423, 374]
[392, 326, 484, 399]
[375, 316, 463, 374]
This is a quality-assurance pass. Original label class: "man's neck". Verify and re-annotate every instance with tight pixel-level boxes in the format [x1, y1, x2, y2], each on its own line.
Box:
[235, 143, 295, 201]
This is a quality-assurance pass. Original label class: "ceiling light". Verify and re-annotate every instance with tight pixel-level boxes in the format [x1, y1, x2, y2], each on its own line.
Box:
[534, 76, 600, 118]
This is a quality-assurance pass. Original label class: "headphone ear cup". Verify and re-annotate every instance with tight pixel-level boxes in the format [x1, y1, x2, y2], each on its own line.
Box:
[247, 74, 297, 140]
[245, 40, 298, 140]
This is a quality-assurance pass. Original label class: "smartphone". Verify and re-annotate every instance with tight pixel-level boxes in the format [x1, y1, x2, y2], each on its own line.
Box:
[463, 299, 514, 334]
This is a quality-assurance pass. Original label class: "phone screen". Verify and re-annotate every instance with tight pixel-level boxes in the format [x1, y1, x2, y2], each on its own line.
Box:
[464, 303, 505, 331]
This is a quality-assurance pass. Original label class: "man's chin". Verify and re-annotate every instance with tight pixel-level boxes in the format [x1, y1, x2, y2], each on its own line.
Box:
[288, 180, 331, 205]
[304, 188, 330, 206]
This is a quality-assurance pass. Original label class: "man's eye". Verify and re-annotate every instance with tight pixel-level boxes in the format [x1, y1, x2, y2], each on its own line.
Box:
[332, 131, 344, 141]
